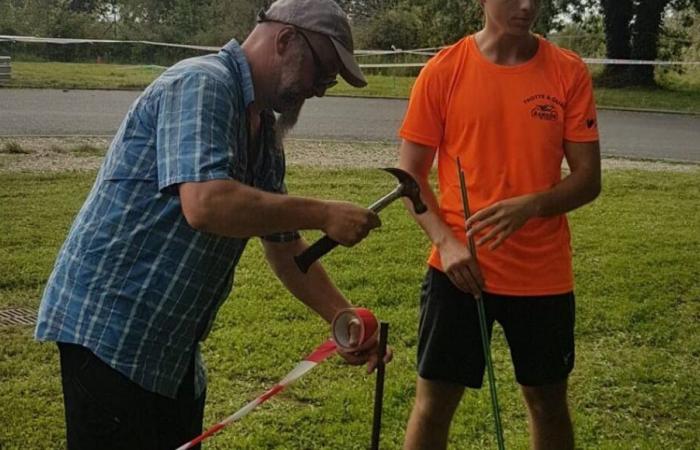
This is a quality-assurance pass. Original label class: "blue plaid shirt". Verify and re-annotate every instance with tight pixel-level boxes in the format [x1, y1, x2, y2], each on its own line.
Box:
[35, 39, 299, 399]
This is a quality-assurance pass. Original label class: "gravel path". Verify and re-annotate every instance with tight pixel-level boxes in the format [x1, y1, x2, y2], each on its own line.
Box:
[1, 136, 697, 174]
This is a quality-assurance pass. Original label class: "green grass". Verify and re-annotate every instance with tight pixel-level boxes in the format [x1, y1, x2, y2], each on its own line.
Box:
[4, 61, 700, 113]
[1, 167, 699, 449]
[593, 86, 700, 113]
[7, 62, 165, 90]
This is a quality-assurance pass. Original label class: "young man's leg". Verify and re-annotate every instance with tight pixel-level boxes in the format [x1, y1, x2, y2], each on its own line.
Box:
[404, 377, 464, 450]
[499, 292, 576, 450]
[404, 268, 495, 450]
[521, 381, 573, 450]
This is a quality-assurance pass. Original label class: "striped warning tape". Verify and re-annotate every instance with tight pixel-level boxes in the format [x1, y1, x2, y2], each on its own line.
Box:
[174, 308, 378, 450]
[175, 340, 338, 450]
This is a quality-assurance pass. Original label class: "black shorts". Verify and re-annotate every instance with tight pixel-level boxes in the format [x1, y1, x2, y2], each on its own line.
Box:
[417, 268, 575, 388]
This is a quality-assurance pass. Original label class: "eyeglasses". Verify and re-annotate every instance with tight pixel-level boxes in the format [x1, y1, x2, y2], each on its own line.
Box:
[296, 29, 338, 91]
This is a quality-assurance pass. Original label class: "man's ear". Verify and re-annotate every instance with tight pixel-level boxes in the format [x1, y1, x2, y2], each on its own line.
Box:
[275, 25, 297, 57]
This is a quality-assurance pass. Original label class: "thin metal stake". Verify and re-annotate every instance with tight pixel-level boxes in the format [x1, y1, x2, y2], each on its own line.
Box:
[371, 322, 389, 450]
[456, 157, 506, 450]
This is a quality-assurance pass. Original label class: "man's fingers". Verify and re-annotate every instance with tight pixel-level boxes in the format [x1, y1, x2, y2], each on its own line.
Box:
[366, 347, 393, 373]
[339, 350, 365, 365]
[447, 270, 468, 293]
[489, 229, 512, 251]
[449, 267, 480, 296]
[476, 222, 507, 246]
[466, 261, 485, 291]
[466, 206, 495, 226]
[467, 214, 500, 235]
[366, 353, 378, 374]
[346, 318, 361, 347]
[383, 348, 394, 364]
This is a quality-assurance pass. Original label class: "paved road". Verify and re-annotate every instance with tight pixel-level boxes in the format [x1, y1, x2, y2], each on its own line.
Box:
[1, 89, 698, 162]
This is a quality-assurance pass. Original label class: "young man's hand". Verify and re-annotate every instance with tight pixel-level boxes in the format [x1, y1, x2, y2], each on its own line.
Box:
[466, 193, 540, 250]
[437, 235, 484, 296]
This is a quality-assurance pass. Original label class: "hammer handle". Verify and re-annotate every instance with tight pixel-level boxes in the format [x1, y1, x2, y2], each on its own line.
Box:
[294, 235, 339, 273]
[368, 188, 401, 213]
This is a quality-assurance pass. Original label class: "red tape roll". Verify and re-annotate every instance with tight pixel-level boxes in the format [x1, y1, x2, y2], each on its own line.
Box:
[331, 307, 378, 351]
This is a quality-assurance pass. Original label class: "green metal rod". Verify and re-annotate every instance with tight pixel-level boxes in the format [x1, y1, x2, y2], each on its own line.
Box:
[456, 157, 506, 450]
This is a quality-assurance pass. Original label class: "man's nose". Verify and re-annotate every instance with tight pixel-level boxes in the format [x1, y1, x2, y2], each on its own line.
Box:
[518, 0, 536, 12]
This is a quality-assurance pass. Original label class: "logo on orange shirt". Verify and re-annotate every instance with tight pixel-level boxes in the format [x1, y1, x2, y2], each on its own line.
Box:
[531, 104, 558, 122]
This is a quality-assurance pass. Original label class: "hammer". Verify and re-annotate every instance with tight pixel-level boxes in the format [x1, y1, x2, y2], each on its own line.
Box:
[294, 167, 427, 273]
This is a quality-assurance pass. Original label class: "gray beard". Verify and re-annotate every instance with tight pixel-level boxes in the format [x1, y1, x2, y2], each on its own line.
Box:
[274, 104, 302, 150]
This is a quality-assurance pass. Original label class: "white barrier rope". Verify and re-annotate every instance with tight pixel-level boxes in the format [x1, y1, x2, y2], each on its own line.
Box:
[0, 35, 220, 52]
[1, 35, 698, 67]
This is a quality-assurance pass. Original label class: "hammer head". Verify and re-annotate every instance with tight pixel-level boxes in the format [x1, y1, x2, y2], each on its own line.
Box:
[382, 167, 427, 214]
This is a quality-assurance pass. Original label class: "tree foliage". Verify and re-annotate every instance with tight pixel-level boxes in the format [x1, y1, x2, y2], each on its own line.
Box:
[0, 0, 267, 63]
[1, 0, 697, 76]
[561, 0, 700, 87]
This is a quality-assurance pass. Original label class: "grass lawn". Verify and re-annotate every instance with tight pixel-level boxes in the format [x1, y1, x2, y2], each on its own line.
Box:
[6, 61, 165, 90]
[1, 166, 699, 449]
[4, 61, 700, 113]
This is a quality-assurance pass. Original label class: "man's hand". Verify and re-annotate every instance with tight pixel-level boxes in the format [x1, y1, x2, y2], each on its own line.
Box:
[335, 318, 393, 374]
[438, 235, 484, 296]
[466, 193, 539, 250]
[323, 201, 381, 246]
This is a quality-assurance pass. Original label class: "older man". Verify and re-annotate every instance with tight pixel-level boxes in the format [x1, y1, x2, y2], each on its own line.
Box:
[35, 1, 386, 448]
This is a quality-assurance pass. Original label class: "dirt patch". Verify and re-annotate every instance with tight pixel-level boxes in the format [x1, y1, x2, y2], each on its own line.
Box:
[0, 137, 109, 173]
[1, 136, 697, 173]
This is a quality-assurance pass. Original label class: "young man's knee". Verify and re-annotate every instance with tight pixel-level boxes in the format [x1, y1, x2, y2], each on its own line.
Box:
[413, 379, 464, 424]
[413, 397, 456, 425]
[522, 383, 570, 420]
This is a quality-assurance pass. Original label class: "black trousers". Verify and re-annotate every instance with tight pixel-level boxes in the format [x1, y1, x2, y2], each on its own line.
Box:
[58, 343, 205, 450]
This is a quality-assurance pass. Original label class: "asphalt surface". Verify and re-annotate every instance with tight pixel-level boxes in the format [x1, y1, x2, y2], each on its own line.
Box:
[1, 89, 698, 162]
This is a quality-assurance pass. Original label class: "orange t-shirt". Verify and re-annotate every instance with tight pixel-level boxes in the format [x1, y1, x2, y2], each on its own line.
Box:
[400, 35, 599, 296]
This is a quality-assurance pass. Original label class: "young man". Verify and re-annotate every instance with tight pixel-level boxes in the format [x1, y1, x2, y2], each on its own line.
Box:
[35, 1, 390, 448]
[399, 1, 601, 449]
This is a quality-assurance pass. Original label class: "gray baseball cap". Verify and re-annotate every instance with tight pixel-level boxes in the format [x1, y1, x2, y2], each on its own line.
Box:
[258, 0, 367, 88]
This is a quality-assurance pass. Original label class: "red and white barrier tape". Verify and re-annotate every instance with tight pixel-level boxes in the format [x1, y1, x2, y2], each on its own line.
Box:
[175, 340, 337, 450]
[174, 308, 378, 450]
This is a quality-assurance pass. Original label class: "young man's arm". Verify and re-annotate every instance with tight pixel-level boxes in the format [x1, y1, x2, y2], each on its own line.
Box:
[398, 139, 484, 296]
[178, 179, 380, 246]
[262, 238, 392, 373]
[467, 140, 601, 249]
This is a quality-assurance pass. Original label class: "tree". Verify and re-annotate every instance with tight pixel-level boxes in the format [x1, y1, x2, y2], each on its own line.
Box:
[336, 0, 396, 24]
[597, 0, 700, 87]
[599, 0, 633, 84]
[67, 0, 99, 12]
[363, 8, 423, 49]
